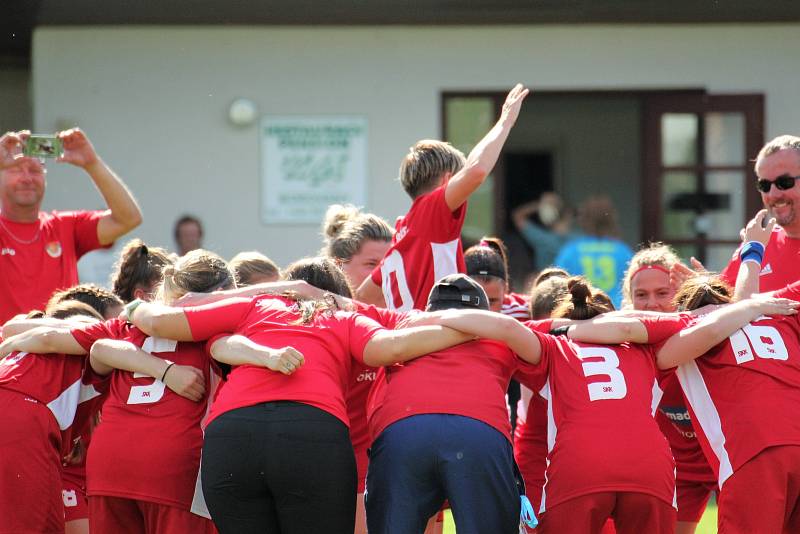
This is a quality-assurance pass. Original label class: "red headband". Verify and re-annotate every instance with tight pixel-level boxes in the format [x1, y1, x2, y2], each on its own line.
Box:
[630, 264, 670, 281]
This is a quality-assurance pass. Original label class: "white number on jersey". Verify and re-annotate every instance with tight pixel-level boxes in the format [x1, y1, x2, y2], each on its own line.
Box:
[729, 323, 788, 364]
[578, 346, 628, 401]
[380, 250, 414, 311]
[126, 337, 178, 405]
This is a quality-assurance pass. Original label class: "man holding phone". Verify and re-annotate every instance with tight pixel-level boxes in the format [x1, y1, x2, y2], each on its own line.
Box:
[721, 135, 800, 292]
[0, 128, 142, 323]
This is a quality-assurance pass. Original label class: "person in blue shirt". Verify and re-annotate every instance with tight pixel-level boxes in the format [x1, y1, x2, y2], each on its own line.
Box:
[553, 195, 633, 308]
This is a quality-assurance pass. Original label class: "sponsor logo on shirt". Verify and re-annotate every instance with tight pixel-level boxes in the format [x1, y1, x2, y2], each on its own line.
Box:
[45, 241, 62, 258]
[760, 263, 773, 276]
[356, 370, 376, 382]
[1, 247, 14, 255]
[660, 406, 698, 439]
[62, 490, 78, 508]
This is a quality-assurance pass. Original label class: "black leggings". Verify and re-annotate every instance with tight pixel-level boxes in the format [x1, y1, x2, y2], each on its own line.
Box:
[202, 401, 356, 534]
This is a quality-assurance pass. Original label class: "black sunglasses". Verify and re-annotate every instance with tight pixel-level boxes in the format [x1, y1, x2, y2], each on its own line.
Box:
[756, 175, 800, 193]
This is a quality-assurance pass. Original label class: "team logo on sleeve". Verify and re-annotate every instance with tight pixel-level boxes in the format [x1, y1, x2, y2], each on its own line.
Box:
[45, 241, 63, 258]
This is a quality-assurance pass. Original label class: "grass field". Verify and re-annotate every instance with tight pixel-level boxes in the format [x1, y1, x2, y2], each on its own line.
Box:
[442, 499, 719, 533]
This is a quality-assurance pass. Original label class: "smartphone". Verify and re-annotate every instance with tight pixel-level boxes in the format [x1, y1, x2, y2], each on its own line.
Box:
[23, 135, 63, 158]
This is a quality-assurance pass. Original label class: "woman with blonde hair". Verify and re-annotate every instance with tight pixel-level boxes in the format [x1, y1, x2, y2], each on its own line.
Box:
[621, 242, 717, 534]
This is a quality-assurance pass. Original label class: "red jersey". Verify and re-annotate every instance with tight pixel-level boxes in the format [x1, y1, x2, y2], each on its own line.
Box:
[0, 210, 107, 323]
[721, 226, 800, 291]
[502, 292, 531, 320]
[532, 332, 675, 513]
[655, 374, 716, 484]
[71, 318, 216, 510]
[0, 350, 105, 457]
[367, 338, 531, 442]
[184, 295, 384, 427]
[370, 184, 466, 311]
[664, 285, 800, 489]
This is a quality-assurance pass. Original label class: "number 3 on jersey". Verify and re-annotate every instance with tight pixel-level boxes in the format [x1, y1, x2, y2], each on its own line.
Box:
[578, 346, 628, 401]
[127, 337, 178, 405]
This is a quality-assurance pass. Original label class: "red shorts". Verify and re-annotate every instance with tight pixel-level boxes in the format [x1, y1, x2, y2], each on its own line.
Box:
[62, 467, 89, 522]
[0, 388, 64, 534]
[718, 445, 800, 534]
[675, 478, 716, 523]
[538, 492, 675, 534]
[89, 495, 217, 534]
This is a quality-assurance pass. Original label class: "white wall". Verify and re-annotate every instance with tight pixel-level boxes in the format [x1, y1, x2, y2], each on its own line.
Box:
[32, 24, 800, 268]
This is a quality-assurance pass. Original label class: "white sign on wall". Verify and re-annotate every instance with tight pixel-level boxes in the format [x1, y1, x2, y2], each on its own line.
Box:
[261, 116, 368, 224]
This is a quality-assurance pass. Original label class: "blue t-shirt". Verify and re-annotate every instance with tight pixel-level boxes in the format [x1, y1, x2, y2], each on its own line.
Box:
[554, 236, 633, 308]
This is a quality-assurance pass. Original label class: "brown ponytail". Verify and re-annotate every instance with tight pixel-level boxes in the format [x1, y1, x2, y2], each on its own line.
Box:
[111, 239, 175, 303]
[553, 276, 615, 320]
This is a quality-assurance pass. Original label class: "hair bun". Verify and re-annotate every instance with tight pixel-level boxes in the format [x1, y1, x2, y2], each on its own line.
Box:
[567, 278, 591, 305]
[322, 204, 360, 240]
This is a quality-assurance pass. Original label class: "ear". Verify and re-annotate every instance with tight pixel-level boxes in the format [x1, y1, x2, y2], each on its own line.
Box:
[440, 172, 452, 185]
[133, 287, 150, 301]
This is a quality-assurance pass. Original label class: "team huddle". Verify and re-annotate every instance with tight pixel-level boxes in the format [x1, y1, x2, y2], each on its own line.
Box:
[1, 84, 800, 534]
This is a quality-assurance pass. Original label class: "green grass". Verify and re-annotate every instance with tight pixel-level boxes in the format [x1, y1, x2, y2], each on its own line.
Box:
[442, 500, 718, 533]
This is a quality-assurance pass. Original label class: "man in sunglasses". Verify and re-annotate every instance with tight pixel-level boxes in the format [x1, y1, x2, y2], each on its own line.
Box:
[721, 135, 800, 292]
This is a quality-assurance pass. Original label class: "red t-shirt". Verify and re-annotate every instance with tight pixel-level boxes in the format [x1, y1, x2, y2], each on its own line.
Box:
[348, 303, 410, 492]
[0, 349, 106, 457]
[655, 373, 717, 484]
[71, 318, 216, 510]
[721, 226, 800, 291]
[370, 184, 466, 311]
[532, 331, 675, 513]
[512, 320, 553, 513]
[664, 284, 800, 489]
[502, 292, 531, 320]
[367, 337, 533, 443]
[0, 210, 107, 323]
[183, 295, 385, 427]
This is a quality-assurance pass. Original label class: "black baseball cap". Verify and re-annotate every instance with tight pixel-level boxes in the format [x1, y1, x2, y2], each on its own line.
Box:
[426, 273, 490, 312]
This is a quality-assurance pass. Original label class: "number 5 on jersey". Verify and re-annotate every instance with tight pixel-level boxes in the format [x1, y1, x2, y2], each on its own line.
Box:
[579, 346, 628, 401]
[127, 337, 177, 405]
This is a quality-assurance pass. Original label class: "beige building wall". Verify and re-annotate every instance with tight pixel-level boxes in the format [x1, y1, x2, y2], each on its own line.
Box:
[0, 64, 31, 133]
[32, 24, 800, 268]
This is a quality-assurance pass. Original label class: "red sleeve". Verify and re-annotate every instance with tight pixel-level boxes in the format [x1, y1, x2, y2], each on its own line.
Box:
[513, 329, 552, 391]
[183, 297, 253, 341]
[413, 184, 466, 241]
[70, 317, 127, 352]
[57, 210, 109, 258]
[641, 314, 691, 345]
[346, 313, 387, 364]
[773, 281, 800, 301]
[355, 303, 410, 329]
[524, 319, 553, 333]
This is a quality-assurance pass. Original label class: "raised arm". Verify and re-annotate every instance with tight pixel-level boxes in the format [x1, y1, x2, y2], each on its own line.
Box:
[444, 84, 529, 211]
[0, 326, 86, 358]
[209, 335, 304, 375]
[656, 297, 798, 369]
[90, 339, 206, 402]
[57, 128, 142, 245]
[733, 209, 776, 301]
[362, 325, 471, 367]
